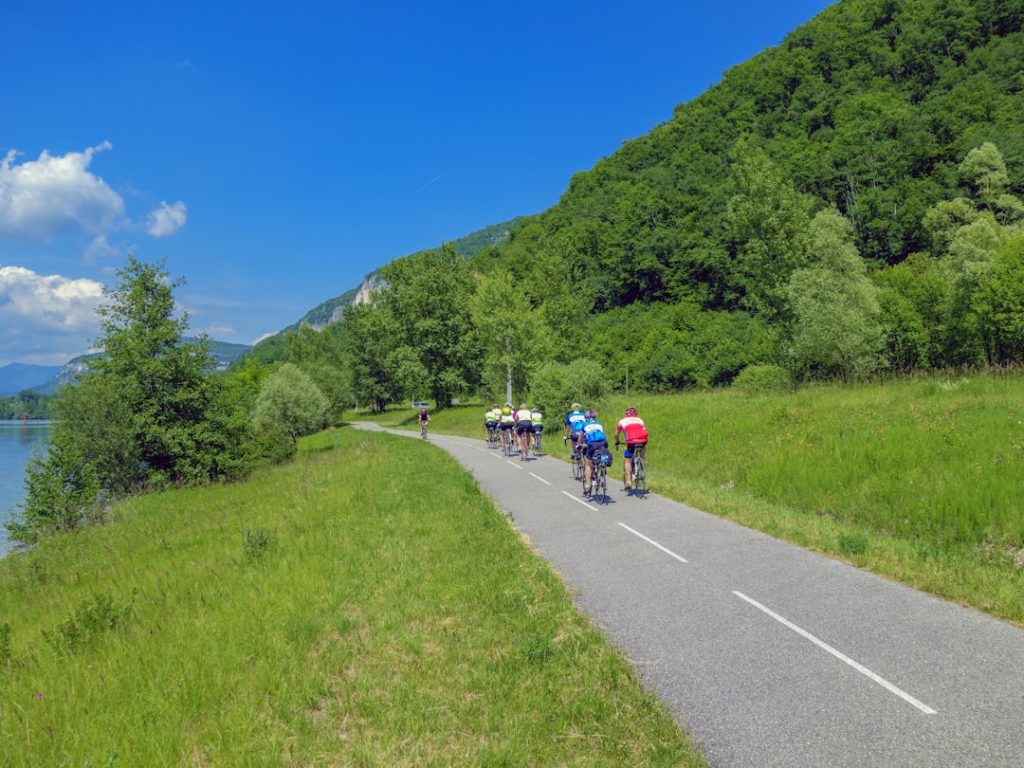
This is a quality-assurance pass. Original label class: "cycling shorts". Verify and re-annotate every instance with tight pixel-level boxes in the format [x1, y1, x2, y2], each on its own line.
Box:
[585, 439, 609, 459]
[500, 422, 514, 431]
[516, 421, 532, 435]
[624, 442, 647, 459]
[485, 421, 498, 429]
[532, 424, 543, 434]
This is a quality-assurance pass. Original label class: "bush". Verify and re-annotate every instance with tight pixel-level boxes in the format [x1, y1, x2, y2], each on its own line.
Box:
[732, 364, 792, 394]
[5, 443, 103, 546]
[42, 592, 135, 657]
[243, 527, 277, 563]
[530, 357, 606, 415]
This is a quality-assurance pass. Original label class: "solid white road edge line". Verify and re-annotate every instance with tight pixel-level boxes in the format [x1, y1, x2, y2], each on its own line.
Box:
[617, 523, 688, 564]
[561, 490, 598, 512]
[529, 472, 552, 485]
[732, 591, 937, 715]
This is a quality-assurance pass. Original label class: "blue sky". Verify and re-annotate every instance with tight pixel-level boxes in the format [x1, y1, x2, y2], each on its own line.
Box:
[0, 0, 833, 365]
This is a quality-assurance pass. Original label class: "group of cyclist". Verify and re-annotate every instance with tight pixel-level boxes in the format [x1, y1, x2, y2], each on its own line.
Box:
[563, 403, 649, 497]
[484, 402, 545, 457]
[484, 400, 649, 497]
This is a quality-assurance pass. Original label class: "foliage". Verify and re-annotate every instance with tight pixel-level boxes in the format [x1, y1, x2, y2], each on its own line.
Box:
[378, 244, 481, 407]
[470, 269, 548, 399]
[975, 235, 1024, 363]
[5, 443, 103, 545]
[732, 364, 792, 394]
[0, 391, 55, 420]
[787, 209, 884, 379]
[242, 527, 277, 563]
[42, 592, 135, 658]
[529, 357, 607, 415]
[253, 363, 329, 443]
[8, 257, 265, 546]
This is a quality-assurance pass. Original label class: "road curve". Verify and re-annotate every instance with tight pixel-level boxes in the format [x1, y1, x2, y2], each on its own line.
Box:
[354, 424, 1024, 767]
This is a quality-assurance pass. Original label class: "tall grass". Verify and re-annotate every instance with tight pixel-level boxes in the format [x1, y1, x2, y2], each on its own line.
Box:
[0, 430, 701, 766]
[352, 371, 1024, 622]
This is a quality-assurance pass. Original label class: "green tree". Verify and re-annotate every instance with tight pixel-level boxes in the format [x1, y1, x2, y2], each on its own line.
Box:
[726, 138, 814, 321]
[975, 235, 1024, 364]
[5, 444, 101, 545]
[339, 303, 403, 412]
[379, 244, 481, 407]
[470, 269, 548, 400]
[787, 209, 883, 379]
[253, 363, 329, 443]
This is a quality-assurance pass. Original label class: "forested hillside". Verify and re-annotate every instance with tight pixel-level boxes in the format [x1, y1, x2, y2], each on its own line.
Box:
[264, 0, 1024, 407]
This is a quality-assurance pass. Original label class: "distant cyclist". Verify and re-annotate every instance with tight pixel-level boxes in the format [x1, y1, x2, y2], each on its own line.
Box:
[418, 407, 430, 439]
[515, 402, 533, 456]
[530, 405, 544, 452]
[484, 404, 500, 444]
[499, 401, 516, 450]
[564, 402, 587, 458]
[581, 409, 610, 497]
[615, 406, 649, 494]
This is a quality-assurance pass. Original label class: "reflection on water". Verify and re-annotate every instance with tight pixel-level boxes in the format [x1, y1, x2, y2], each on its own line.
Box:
[0, 420, 52, 554]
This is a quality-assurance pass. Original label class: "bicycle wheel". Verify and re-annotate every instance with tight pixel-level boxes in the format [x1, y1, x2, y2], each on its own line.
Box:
[572, 452, 583, 481]
[634, 456, 647, 496]
[596, 465, 608, 503]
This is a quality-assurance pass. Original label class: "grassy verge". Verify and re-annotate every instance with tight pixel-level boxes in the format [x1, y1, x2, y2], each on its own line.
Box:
[349, 371, 1024, 624]
[0, 429, 702, 766]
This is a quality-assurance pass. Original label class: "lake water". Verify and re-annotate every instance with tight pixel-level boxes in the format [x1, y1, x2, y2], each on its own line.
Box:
[0, 420, 51, 554]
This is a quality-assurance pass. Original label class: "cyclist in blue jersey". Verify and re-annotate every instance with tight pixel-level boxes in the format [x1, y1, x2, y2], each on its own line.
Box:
[580, 409, 610, 497]
[564, 402, 588, 459]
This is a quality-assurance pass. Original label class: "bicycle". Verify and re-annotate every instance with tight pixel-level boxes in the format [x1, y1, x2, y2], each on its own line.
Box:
[532, 428, 543, 456]
[502, 428, 516, 457]
[566, 438, 583, 481]
[486, 426, 499, 449]
[587, 454, 608, 503]
[632, 452, 647, 497]
[420, 421, 428, 439]
[617, 443, 647, 497]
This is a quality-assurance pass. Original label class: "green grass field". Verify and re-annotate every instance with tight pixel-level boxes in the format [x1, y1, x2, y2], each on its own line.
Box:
[350, 371, 1024, 624]
[0, 430, 702, 766]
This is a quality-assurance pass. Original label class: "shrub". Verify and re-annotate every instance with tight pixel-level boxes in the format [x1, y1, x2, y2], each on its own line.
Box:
[42, 592, 135, 657]
[732, 364, 792, 394]
[0, 622, 11, 667]
[838, 532, 870, 556]
[243, 527, 277, 563]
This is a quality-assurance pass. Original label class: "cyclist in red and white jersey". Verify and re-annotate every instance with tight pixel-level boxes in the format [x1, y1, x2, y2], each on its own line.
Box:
[615, 406, 649, 494]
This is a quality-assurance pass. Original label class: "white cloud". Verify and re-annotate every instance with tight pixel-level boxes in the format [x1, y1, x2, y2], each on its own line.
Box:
[146, 200, 187, 237]
[84, 235, 120, 263]
[0, 265, 105, 365]
[0, 143, 125, 241]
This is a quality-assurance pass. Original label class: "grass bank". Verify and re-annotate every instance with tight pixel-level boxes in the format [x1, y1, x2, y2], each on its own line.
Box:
[0, 430, 702, 766]
[351, 371, 1024, 624]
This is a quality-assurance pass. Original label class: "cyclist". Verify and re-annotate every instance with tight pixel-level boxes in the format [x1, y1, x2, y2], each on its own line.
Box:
[418, 407, 430, 438]
[515, 402, 533, 456]
[581, 409, 610, 497]
[615, 406, 649, 494]
[530, 405, 544, 452]
[564, 402, 587, 459]
[484, 404, 500, 444]
[499, 401, 516, 451]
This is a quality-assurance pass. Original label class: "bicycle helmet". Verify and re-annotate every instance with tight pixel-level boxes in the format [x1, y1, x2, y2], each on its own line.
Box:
[505, 401, 513, 408]
[585, 409, 597, 421]
[625, 406, 638, 417]
[571, 402, 582, 410]
[520, 403, 528, 410]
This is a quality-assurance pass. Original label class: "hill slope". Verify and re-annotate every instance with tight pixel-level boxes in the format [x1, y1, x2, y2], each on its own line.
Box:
[506, 0, 1023, 310]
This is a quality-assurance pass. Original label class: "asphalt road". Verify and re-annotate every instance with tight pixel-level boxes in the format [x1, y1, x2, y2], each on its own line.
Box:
[355, 424, 1024, 767]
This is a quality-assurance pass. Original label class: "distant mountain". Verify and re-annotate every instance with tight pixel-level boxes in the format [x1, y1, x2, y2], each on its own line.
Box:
[290, 218, 521, 331]
[0, 363, 63, 397]
[250, 218, 522, 362]
[31, 338, 251, 394]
